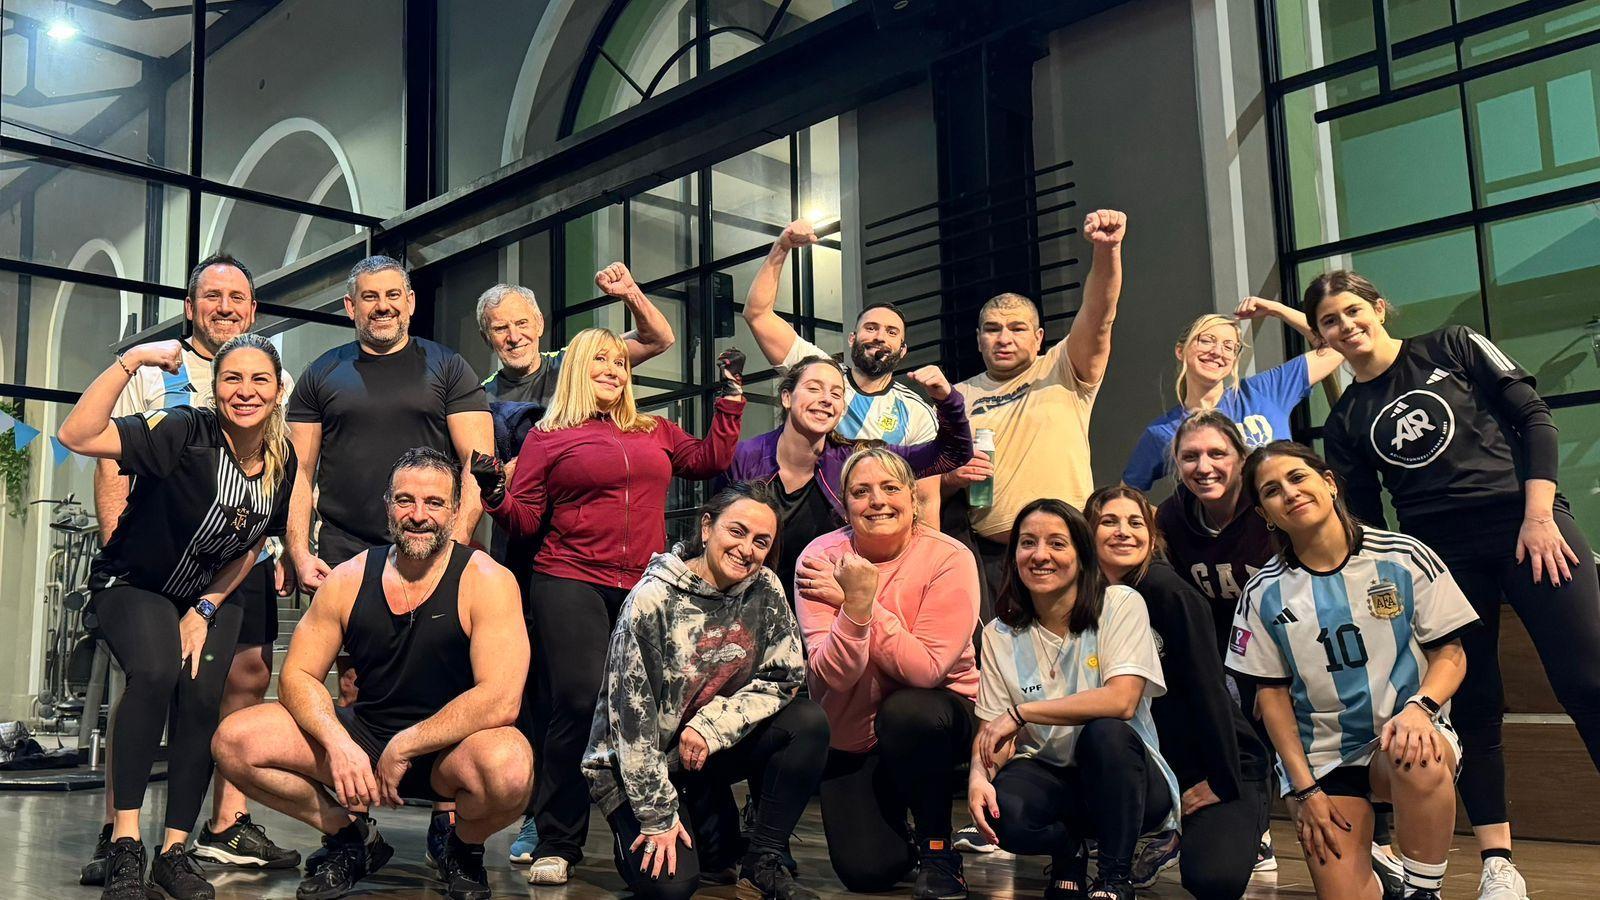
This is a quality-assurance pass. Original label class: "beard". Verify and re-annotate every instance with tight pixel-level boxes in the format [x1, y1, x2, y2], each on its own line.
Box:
[387, 515, 454, 560]
[850, 339, 902, 378]
[356, 314, 408, 351]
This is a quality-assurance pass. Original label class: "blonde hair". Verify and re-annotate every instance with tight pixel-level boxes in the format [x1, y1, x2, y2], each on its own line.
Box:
[211, 334, 292, 498]
[1173, 313, 1246, 407]
[839, 444, 922, 525]
[538, 327, 657, 433]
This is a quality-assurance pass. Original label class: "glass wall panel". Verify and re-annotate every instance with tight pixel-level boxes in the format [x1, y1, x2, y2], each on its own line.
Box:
[1, 0, 193, 160]
[198, 192, 363, 272]
[0, 153, 188, 285]
[1, 272, 132, 393]
[201, 0, 403, 217]
[1286, 75, 1471, 248]
[711, 137, 790, 258]
[1273, 0, 1375, 78]
[1468, 44, 1600, 205]
[1462, 0, 1600, 66]
[1484, 203, 1600, 396]
[571, 0, 697, 133]
[563, 205, 627, 307]
[1553, 403, 1600, 549]
[631, 176, 699, 283]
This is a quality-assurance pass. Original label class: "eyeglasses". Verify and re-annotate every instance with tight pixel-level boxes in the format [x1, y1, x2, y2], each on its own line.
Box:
[1192, 334, 1242, 356]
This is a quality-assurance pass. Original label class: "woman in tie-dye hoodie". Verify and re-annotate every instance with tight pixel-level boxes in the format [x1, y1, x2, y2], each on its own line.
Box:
[583, 482, 829, 900]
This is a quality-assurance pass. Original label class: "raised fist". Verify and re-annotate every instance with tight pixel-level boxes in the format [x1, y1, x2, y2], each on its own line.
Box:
[595, 262, 640, 298]
[469, 450, 506, 506]
[1083, 209, 1128, 248]
[132, 339, 184, 374]
[776, 220, 819, 252]
[715, 348, 747, 399]
[906, 365, 952, 401]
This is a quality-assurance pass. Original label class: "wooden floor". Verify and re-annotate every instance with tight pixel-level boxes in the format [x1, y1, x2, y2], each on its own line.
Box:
[4, 784, 1594, 898]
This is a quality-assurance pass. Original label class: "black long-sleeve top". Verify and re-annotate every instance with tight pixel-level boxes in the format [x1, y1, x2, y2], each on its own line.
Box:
[1130, 561, 1269, 799]
[1322, 325, 1563, 531]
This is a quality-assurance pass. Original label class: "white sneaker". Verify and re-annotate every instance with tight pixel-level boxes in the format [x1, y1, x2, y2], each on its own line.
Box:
[527, 855, 571, 885]
[1477, 856, 1529, 900]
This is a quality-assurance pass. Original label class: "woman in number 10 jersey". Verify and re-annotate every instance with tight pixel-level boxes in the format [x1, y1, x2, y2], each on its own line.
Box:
[1227, 441, 1478, 900]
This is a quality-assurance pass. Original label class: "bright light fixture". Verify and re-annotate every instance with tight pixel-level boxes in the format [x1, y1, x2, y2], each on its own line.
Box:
[45, 19, 79, 40]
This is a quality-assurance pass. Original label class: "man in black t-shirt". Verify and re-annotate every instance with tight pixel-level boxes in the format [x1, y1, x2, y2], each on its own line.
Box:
[286, 255, 493, 592]
[476, 264, 675, 409]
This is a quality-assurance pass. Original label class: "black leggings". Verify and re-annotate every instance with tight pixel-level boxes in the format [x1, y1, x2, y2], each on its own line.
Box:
[528, 572, 630, 862]
[987, 718, 1173, 885]
[605, 700, 830, 900]
[1177, 772, 1271, 899]
[94, 584, 243, 831]
[820, 687, 976, 892]
[1419, 509, 1600, 826]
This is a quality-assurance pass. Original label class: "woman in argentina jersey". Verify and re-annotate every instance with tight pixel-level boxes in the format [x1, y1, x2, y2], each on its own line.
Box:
[1309, 270, 1600, 897]
[966, 498, 1178, 900]
[59, 335, 294, 900]
[1228, 442, 1477, 900]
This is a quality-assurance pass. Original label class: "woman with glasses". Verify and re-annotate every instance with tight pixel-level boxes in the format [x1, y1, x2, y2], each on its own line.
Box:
[1122, 298, 1344, 491]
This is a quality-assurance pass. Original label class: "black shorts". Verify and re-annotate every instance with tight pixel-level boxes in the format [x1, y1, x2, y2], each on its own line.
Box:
[319, 522, 378, 569]
[230, 559, 279, 648]
[334, 705, 447, 802]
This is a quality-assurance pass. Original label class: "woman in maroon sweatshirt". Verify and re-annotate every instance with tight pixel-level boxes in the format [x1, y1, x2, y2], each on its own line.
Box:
[478, 327, 745, 881]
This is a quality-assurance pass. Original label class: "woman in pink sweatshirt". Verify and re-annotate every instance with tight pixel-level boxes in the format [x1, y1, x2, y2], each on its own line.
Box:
[794, 446, 980, 898]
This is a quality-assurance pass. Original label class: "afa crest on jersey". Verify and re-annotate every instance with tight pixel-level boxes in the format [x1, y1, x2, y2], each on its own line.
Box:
[875, 410, 899, 433]
[1366, 581, 1402, 620]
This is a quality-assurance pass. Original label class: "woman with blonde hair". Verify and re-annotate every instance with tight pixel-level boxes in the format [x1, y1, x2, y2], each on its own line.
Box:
[1122, 298, 1344, 490]
[59, 334, 296, 900]
[794, 446, 981, 898]
[473, 327, 747, 883]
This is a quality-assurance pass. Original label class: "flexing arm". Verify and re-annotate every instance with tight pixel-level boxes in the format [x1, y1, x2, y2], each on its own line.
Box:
[742, 220, 817, 365]
[386, 560, 528, 758]
[895, 370, 975, 478]
[795, 550, 872, 691]
[1063, 209, 1127, 386]
[868, 547, 980, 689]
[665, 396, 745, 479]
[1234, 296, 1345, 385]
[59, 341, 184, 459]
[447, 410, 494, 542]
[286, 421, 331, 589]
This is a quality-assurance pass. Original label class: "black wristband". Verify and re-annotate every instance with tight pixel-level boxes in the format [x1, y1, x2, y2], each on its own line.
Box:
[1008, 705, 1026, 728]
[1290, 782, 1323, 802]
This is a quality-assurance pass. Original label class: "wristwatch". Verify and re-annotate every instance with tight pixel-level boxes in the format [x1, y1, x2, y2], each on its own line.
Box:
[194, 598, 219, 624]
[1405, 694, 1442, 721]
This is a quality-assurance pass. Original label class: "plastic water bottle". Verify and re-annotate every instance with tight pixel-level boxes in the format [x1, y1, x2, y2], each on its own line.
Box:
[969, 428, 996, 508]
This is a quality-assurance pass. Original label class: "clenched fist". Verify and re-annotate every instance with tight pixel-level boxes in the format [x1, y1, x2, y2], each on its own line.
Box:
[595, 262, 640, 298]
[1083, 209, 1127, 249]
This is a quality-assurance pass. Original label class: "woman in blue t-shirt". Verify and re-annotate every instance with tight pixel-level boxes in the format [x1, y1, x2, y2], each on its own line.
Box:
[1123, 297, 1345, 490]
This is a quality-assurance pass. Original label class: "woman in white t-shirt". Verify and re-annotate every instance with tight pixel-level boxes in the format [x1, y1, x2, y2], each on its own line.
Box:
[966, 498, 1179, 900]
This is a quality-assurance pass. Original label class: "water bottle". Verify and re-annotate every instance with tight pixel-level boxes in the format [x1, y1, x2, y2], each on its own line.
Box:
[969, 428, 996, 508]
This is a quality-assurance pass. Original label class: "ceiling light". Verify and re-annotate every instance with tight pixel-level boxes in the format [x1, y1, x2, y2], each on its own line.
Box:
[46, 19, 79, 40]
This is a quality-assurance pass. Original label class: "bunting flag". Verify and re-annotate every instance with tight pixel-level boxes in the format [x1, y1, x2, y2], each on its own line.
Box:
[50, 437, 73, 467]
[74, 453, 93, 474]
[10, 421, 40, 451]
[0, 409, 14, 432]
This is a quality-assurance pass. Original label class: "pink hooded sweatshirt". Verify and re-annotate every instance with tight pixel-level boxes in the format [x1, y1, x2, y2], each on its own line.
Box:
[795, 525, 981, 752]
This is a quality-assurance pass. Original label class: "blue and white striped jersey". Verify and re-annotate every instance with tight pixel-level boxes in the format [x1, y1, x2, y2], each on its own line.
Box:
[1226, 527, 1478, 771]
[782, 335, 938, 445]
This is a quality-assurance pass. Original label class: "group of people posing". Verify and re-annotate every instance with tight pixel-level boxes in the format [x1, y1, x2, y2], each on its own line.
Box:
[59, 207, 1599, 900]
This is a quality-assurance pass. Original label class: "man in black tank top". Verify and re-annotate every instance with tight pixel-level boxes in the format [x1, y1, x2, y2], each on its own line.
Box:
[214, 449, 531, 900]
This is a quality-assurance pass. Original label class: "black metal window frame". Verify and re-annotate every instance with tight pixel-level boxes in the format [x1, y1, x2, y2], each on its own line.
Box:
[1254, 0, 1600, 431]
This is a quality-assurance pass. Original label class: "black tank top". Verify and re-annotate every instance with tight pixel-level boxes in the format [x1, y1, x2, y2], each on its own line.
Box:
[347, 543, 477, 736]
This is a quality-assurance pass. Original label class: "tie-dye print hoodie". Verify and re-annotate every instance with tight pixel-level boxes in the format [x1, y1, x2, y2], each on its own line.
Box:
[583, 546, 808, 834]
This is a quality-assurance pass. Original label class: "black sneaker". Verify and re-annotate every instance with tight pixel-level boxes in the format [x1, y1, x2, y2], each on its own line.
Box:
[425, 810, 455, 870]
[295, 819, 393, 900]
[736, 851, 819, 900]
[1044, 847, 1090, 900]
[82, 823, 114, 886]
[100, 837, 157, 900]
[192, 813, 302, 869]
[1086, 878, 1135, 900]
[434, 831, 491, 900]
[150, 843, 215, 900]
[912, 845, 967, 900]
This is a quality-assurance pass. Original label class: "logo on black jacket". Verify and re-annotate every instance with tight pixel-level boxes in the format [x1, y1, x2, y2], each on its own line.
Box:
[1370, 389, 1454, 468]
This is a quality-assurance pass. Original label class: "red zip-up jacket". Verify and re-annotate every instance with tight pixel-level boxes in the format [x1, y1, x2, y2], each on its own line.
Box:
[487, 397, 744, 589]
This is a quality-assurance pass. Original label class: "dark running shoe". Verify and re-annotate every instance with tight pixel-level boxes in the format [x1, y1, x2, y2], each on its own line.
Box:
[150, 843, 215, 900]
[736, 851, 819, 900]
[100, 837, 157, 900]
[1130, 829, 1180, 888]
[434, 832, 491, 900]
[296, 820, 393, 900]
[81, 822, 113, 886]
[1044, 846, 1090, 900]
[912, 845, 967, 900]
[1086, 878, 1135, 900]
[192, 813, 302, 869]
[425, 810, 455, 870]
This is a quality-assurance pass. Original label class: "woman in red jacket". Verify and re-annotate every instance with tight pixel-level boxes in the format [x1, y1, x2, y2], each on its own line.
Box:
[477, 327, 745, 883]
